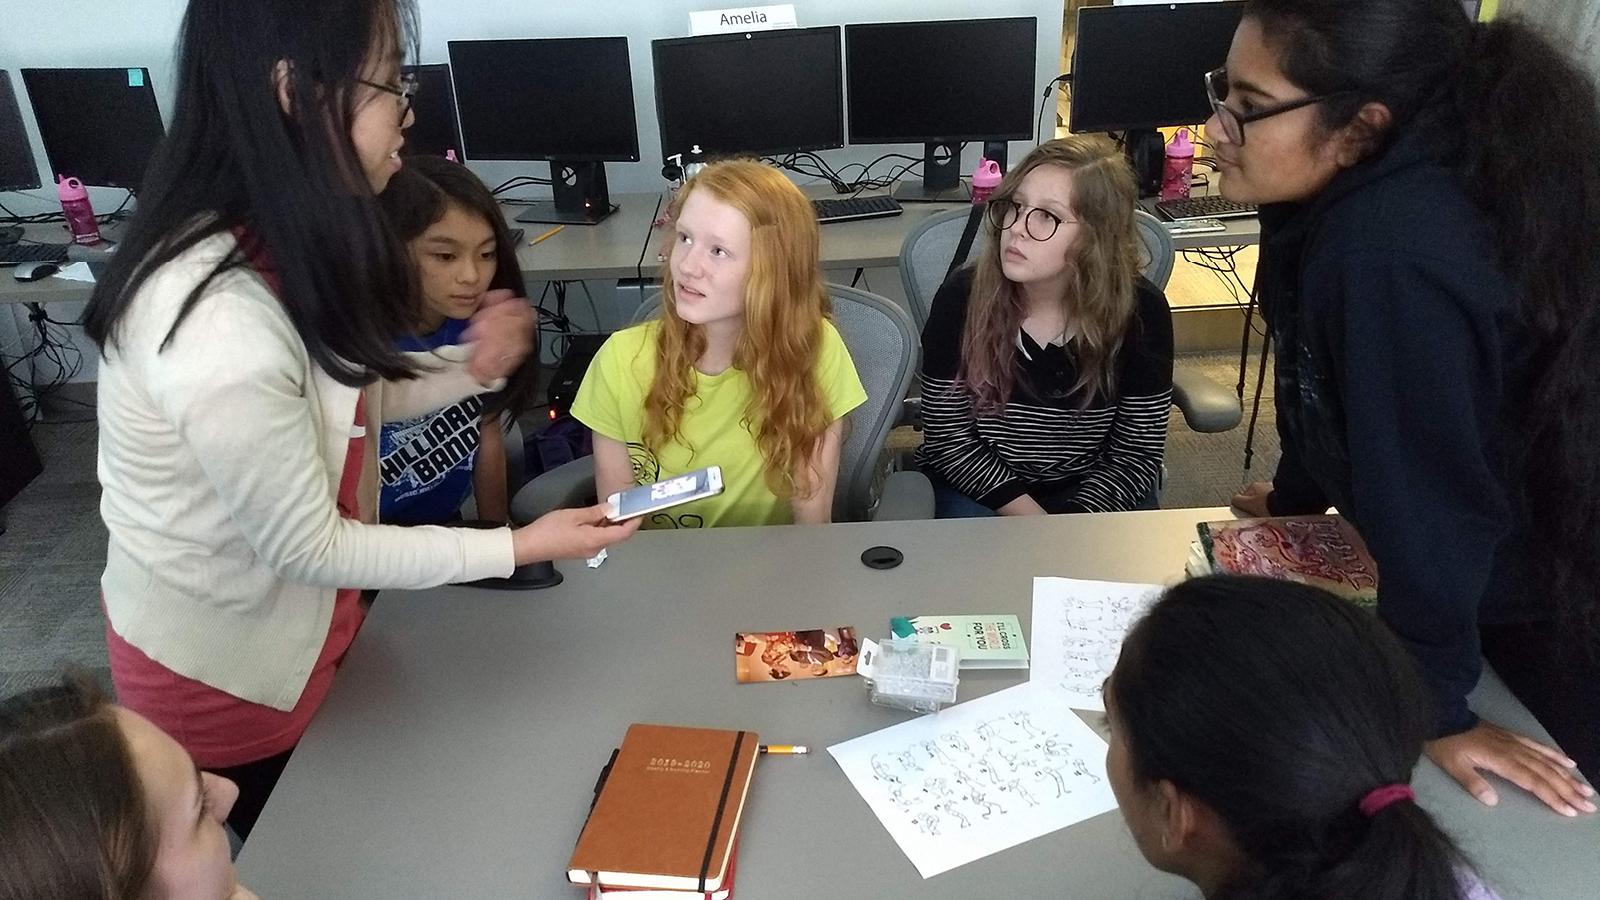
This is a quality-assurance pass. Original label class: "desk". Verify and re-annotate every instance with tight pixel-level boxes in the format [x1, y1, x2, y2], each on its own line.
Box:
[0, 221, 120, 305]
[1137, 198, 1262, 251]
[2, 191, 1261, 306]
[511, 189, 973, 282]
[0, 194, 965, 306]
[236, 510, 1595, 899]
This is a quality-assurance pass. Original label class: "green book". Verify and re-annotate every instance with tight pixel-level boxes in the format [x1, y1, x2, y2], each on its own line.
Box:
[906, 615, 1030, 670]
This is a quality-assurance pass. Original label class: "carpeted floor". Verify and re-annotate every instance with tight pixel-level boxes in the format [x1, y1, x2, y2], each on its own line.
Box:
[0, 348, 1280, 694]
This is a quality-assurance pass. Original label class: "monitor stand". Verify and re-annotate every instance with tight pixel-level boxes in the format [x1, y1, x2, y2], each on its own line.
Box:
[892, 141, 971, 203]
[514, 160, 619, 226]
[1123, 128, 1166, 199]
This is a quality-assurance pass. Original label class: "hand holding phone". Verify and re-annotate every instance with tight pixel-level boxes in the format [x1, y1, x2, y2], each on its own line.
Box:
[512, 503, 640, 564]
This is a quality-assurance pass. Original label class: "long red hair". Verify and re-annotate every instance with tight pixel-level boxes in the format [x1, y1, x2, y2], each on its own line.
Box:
[645, 160, 834, 498]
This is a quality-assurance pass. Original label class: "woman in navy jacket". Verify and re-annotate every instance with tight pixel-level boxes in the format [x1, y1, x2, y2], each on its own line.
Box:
[1219, 0, 1599, 815]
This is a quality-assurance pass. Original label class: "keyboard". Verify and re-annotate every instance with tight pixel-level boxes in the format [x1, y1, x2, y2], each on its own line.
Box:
[812, 195, 904, 224]
[0, 242, 70, 267]
[1155, 195, 1258, 221]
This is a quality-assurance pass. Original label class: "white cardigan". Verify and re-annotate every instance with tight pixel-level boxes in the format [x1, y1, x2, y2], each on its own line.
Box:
[98, 233, 515, 711]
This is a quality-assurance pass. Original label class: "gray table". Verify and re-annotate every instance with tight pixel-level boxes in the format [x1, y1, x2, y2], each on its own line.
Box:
[3, 190, 1261, 305]
[509, 188, 976, 282]
[236, 510, 1596, 899]
[1133, 199, 1262, 252]
[0, 192, 964, 305]
[1, 221, 123, 305]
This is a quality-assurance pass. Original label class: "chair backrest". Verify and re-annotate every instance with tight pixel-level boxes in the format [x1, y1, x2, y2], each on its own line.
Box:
[631, 285, 919, 521]
[1133, 208, 1175, 290]
[897, 207, 980, 332]
[898, 207, 1179, 330]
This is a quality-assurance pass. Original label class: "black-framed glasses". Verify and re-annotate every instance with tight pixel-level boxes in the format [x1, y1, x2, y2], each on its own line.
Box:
[987, 197, 1076, 242]
[356, 74, 418, 122]
[1204, 66, 1340, 146]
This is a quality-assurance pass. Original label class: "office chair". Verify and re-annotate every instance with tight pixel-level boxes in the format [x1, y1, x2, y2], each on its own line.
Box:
[897, 207, 1243, 434]
[508, 284, 934, 524]
[458, 418, 527, 521]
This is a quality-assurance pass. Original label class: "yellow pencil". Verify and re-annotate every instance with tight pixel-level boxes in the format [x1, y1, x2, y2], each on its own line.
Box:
[759, 744, 808, 755]
[528, 225, 564, 246]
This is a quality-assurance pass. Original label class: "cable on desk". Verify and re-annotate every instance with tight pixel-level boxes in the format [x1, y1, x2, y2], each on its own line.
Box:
[0, 189, 133, 226]
[765, 151, 931, 195]
[635, 192, 665, 286]
[491, 176, 553, 195]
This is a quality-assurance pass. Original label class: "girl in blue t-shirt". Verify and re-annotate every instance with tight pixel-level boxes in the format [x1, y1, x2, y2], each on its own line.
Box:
[377, 156, 538, 524]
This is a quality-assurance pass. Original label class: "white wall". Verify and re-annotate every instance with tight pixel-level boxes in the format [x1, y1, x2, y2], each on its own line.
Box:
[2, 0, 1063, 207]
[2, 1, 1061, 385]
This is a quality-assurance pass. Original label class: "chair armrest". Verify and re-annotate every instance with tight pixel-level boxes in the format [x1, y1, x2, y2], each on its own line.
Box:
[502, 419, 526, 493]
[1171, 370, 1243, 434]
[509, 457, 597, 524]
[898, 394, 921, 427]
[869, 470, 935, 521]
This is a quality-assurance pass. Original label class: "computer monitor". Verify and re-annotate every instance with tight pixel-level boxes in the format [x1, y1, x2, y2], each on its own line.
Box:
[652, 26, 843, 164]
[448, 37, 639, 225]
[0, 72, 41, 192]
[20, 67, 165, 191]
[1070, 1, 1245, 194]
[401, 64, 463, 161]
[845, 17, 1037, 202]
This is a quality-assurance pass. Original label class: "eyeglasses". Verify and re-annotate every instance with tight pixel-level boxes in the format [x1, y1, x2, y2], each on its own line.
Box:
[1204, 66, 1341, 147]
[356, 74, 418, 123]
[987, 197, 1077, 242]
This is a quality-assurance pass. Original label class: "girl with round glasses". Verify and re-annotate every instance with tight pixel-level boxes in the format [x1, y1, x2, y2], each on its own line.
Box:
[915, 135, 1174, 518]
[1211, 0, 1600, 814]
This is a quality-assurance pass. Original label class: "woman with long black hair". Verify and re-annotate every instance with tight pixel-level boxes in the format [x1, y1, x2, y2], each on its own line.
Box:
[83, 0, 637, 839]
[1108, 576, 1499, 900]
[1217, 0, 1599, 813]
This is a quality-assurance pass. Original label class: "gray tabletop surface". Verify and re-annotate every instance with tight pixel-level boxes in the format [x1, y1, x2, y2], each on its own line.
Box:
[3, 192, 1259, 305]
[236, 510, 1597, 899]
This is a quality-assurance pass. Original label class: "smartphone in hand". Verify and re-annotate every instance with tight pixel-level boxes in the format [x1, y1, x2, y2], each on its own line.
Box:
[605, 466, 724, 523]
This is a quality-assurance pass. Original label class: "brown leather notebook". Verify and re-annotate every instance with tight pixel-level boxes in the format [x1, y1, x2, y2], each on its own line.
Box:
[567, 724, 758, 892]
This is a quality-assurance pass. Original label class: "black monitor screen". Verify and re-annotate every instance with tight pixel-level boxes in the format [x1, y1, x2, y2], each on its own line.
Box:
[1070, 2, 1245, 133]
[653, 26, 843, 161]
[21, 67, 164, 190]
[402, 64, 463, 159]
[0, 72, 40, 192]
[846, 18, 1037, 144]
[448, 37, 639, 163]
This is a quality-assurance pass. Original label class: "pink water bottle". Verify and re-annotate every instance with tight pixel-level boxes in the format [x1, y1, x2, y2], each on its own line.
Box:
[57, 176, 102, 245]
[1160, 129, 1196, 202]
[971, 158, 1002, 204]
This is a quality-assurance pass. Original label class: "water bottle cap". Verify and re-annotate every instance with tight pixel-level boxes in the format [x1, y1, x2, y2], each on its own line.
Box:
[1167, 128, 1195, 157]
[972, 158, 1003, 188]
[56, 176, 88, 201]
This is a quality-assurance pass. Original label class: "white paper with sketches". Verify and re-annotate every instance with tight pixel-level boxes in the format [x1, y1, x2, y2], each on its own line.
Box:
[1030, 577, 1165, 712]
[828, 683, 1118, 878]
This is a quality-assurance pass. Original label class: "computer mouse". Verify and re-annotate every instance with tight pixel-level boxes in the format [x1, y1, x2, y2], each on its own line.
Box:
[12, 261, 59, 282]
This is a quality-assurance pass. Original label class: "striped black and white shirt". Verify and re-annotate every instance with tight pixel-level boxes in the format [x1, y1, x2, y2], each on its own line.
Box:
[914, 267, 1174, 513]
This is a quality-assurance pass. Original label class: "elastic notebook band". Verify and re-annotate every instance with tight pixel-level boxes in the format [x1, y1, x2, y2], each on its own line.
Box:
[698, 730, 746, 892]
[1359, 783, 1415, 817]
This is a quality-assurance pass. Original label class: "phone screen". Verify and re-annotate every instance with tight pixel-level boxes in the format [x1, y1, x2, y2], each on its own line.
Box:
[611, 466, 723, 521]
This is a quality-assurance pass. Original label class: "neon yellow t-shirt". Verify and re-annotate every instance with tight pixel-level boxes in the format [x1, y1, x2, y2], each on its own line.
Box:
[571, 320, 867, 528]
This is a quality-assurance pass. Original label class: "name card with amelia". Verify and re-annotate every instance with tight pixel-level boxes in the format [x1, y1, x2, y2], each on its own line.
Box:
[689, 4, 799, 35]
